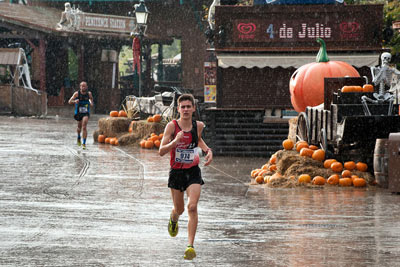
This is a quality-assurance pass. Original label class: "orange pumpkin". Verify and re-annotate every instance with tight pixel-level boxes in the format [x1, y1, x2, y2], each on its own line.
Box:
[312, 176, 326, 185]
[118, 110, 127, 117]
[159, 133, 164, 139]
[154, 139, 161, 148]
[152, 114, 162, 123]
[140, 140, 146, 148]
[327, 174, 340, 185]
[150, 135, 159, 142]
[268, 164, 277, 172]
[356, 162, 368, 172]
[110, 110, 119, 117]
[324, 159, 337, 169]
[282, 139, 294, 150]
[98, 134, 106, 143]
[341, 86, 362, 93]
[339, 177, 352, 187]
[331, 162, 343, 173]
[147, 117, 154, 123]
[110, 138, 116, 145]
[353, 178, 367, 187]
[298, 174, 311, 184]
[105, 137, 111, 144]
[261, 164, 269, 170]
[258, 170, 267, 176]
[251, 169, 261, 178]
[145, 140, 154, 149]
[289, 38, 360, 112]
[344, 161, 356, 171]
[114, 139, 119, 146]
[341, 170, 352, 178]
[269, 155, 277, 164]
[300, 147, 314, 157]
[255, 176, 264, 184]
[296, 142, 309, 152]
[363, 84, 374, 92]
[312, 149, 325, 161]
[309, 145, 318, 150]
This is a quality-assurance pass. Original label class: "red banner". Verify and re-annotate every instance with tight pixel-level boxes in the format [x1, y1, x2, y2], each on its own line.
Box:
[132, 37, 141, 75]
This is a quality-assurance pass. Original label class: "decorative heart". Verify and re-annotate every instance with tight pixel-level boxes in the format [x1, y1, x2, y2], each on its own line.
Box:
[340, 22, 360, 33]
[237, 23, 256, 34]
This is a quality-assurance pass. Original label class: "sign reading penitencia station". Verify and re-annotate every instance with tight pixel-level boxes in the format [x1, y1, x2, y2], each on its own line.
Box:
[215, 4, 383, 51]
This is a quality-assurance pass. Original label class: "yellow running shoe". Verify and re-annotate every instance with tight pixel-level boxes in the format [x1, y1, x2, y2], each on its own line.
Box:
[77, 139, 81, 146]
[168, 218, 178, 237]
[184, 245, 196, 260]
[82, 144, 87, 150]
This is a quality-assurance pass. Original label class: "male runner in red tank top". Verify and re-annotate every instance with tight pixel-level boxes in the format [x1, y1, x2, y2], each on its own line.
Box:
[159, 94, 213, 260]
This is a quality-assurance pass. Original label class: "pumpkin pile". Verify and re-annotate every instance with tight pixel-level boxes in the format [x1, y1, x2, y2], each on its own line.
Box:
[147, 114, 162, 123]
[97, 134, 119, 146]
[341, 84, 374, 93]
[250, 139, 373, 188]
[139, 132, 164, 149]
[110, 110, 128, 118]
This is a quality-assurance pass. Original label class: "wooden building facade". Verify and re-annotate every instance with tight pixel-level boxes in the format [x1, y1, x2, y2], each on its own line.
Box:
[213, 4, 385, 111]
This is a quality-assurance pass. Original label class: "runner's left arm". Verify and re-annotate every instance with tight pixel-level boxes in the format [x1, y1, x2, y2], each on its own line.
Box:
[197, 121, 213, 166]
[89, 92, 94, 107]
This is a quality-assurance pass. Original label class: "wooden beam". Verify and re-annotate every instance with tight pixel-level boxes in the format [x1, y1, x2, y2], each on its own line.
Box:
[39, 39, 46, 92]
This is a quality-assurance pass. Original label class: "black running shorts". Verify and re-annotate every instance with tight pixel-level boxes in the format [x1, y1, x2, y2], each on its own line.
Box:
[168, 165, 204, 192]
[74, 113, 90, 121]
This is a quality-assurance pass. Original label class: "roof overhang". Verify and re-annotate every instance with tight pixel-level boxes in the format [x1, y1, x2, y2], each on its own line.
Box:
[0, 48, 23, 65]
[217, 53, 380, 69]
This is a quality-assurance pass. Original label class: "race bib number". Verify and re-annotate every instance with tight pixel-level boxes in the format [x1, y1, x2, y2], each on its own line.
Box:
[175, 148, 195, 164]
[79, 106, 88, 113]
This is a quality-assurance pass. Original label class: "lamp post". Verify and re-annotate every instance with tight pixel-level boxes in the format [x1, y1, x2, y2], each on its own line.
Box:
[132, 0, 149, 97]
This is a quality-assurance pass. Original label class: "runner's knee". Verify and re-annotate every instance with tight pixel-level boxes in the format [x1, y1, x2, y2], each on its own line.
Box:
[187, 203, 197, 214]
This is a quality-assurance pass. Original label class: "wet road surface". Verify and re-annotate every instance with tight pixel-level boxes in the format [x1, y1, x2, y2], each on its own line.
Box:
[1, 115, 400, 266]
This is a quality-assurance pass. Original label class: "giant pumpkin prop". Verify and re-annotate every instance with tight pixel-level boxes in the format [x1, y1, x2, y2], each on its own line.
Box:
[289, 38, 360, 112]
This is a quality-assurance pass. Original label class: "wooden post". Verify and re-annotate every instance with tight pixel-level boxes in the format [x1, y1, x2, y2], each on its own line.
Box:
[39, 39, 46, 92]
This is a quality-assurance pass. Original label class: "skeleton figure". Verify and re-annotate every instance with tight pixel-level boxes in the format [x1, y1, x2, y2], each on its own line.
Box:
[208, 0, 220, 31]
[56, 2, 81, 31]
[361, 52, 400, 115]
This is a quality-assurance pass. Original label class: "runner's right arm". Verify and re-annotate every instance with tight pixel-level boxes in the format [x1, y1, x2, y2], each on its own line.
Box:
[68, 92, 79, 105]
[159, 122, 183, 157]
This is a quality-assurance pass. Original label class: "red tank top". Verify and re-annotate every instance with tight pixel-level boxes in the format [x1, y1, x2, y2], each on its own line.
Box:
[170, 120, 200, 169]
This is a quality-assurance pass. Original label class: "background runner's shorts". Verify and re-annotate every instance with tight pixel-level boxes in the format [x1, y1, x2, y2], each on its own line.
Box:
[74, 113, 90, 121]
[168, 165, 204, 192]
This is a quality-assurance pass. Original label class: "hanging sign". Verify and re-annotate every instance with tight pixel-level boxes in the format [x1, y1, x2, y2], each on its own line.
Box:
[204, 61, 217, 103]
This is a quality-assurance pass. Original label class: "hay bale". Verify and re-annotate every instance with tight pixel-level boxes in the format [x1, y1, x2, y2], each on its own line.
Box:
[118, 132, 142, 146]
[266, 176, 297, 188]
[93, 129, 100, 143]
[98, 117, 131, 137]
[131, 120, 166, 138]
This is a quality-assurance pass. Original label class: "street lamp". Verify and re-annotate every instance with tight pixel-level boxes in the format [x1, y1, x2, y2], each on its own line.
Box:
[134, 0, 149, 26]
[131, 0, 149, 97]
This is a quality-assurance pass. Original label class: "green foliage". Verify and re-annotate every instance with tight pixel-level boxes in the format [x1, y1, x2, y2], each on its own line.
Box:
[345, 0, 400, 63]
[119, 45, 132, 77]
[119, 38, 182, 77]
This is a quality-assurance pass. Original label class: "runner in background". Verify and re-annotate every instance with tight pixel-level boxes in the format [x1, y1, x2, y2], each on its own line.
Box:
[68, 81, 93, 149]
[159, 94, 213, 260]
